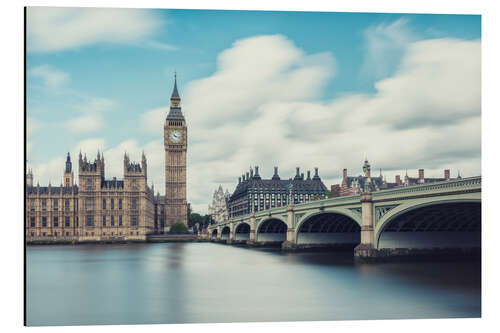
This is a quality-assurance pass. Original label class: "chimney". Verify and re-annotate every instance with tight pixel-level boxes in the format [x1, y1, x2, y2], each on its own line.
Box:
[255, 166, 259, 176]
[444, 169, 450, 180]
[307, 170, 311, 180]
[301, 173, 304, 180]
[343, 168, 347, 179]
[238, 177, 241, 184]
[294, 167, 301, 180]
[418, 169, 424, 181]
[250, 168, 254, 178]
[246, 172, 249, 180]
[272, 166, 280, 180]
[313, 167, 320, 180]
[395, 175, 401, 185]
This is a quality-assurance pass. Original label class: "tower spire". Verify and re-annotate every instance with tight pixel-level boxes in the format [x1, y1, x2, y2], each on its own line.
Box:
[171, 72, 180, 100]
[167, 73, 184, 120]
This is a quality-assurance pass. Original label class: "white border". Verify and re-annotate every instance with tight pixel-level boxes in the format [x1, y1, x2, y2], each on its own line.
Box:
[2, 1, 499, 332]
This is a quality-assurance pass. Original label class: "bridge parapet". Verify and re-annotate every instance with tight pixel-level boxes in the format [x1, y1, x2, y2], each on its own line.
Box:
[372, 176, 481, 201]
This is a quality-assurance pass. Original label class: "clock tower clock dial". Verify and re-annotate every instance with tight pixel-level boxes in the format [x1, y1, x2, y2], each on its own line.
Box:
[164, 74, 188, 229]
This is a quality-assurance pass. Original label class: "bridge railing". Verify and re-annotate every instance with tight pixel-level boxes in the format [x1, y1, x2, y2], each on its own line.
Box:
[372, 176, 481, 200]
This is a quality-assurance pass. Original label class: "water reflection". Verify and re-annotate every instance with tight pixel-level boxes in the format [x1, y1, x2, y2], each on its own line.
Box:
[26, 243, 480, 326]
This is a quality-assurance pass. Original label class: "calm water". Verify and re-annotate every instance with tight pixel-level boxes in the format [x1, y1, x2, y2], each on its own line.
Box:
[26, 242, 481, 326]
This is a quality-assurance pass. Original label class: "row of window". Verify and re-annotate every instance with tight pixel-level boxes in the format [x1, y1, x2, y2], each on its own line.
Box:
[29, 199, 74, 212]
[29, 215, 139, 228]
[86, 179, 138, 190]
[30, 216, 74, 228]
[87, 198, 139, 211]
[86, 215, 139, 227]
[30, 197, 140, 212]
[29, 231, 141, 237]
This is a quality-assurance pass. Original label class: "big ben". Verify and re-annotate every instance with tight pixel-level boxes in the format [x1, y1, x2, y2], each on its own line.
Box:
[164, 74, 188, 228]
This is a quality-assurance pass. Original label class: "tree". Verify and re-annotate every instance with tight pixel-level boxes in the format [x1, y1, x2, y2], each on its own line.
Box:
[170, 222, 188, 234]
[188, 212, 204, 228]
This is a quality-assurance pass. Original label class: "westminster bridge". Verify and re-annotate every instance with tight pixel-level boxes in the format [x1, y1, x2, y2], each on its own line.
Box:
[205, 176, 481, 259]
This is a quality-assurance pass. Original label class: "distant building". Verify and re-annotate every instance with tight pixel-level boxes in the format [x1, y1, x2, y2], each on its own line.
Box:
[339, 159, 461, 196]
[26, 151, 155, 241]
[208, 185, 230, 224]
[228, 166, 328, 218]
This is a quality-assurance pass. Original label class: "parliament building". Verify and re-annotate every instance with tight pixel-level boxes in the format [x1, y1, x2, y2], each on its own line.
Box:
[25, 77, 188, 242]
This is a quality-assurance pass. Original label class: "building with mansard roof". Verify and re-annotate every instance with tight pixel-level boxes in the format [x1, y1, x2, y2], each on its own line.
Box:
[228, 166, 328, 218]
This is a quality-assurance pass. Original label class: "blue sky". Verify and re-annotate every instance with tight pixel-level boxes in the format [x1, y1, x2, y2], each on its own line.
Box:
[26, 8, 481, 213]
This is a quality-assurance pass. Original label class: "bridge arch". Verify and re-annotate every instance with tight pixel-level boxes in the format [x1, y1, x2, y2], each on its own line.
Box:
[211, 229, 217, 239]
[375, 199, 481, 249]
[220, 226, 230, 240]
[256, 218, 288, 243]
[234, 222, 251, 241]
[295, 209, 361, 246]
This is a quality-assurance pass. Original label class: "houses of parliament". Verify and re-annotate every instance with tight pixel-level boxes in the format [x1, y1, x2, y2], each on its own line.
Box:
[25, 77, 188, 242]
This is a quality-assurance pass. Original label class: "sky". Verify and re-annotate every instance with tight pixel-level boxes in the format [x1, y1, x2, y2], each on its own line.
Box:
[26, 7, 481, 214]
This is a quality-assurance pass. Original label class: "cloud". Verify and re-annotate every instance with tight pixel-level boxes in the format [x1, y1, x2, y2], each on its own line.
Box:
[64, 97, 116, 135]
[144, 41, 178, 51]
[29, 64, 69, 88]
[183, 34, 336, 130]
[180, 36, 480, 213]
[361, 18, 417, 81]
[64, 113, 103, 134]
[140, 107, 169, 135]
[27, 7, 164, 52]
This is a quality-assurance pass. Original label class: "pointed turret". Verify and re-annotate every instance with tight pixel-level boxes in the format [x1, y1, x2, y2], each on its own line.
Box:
[64, 152, 74, 187]
[167, 73, 185, 120]
[65, 152, 72, 173]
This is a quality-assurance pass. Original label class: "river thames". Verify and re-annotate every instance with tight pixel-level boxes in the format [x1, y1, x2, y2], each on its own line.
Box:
[26, 242, 481, 326]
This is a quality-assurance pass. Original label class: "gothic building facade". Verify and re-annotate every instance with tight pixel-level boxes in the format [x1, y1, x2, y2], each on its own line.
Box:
[26, 77, 188, 242]
[208, 185, 230, 224]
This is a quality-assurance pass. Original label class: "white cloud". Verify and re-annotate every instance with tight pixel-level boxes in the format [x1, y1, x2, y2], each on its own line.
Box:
[64, 97, 116, 135]
[29, 64, 69, 88]
[27, 7, 164, 52]
[64, 113, 103, 134]
[183, 34, 336, 130]
[361, 18, 416, 80]
[140, 107, 168, 135]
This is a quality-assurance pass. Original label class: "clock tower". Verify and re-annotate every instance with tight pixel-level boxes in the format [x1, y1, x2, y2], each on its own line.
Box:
[164, 74, 188, 228]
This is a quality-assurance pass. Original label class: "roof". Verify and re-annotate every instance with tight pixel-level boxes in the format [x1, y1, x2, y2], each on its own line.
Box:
[101, 179, 124, 189]
[166, 107, 185, 120]
[230, 177, 328, 202]
[171, 75, 180, 99]
[27, 185, 78, 195]
[344, 175, 398, 191]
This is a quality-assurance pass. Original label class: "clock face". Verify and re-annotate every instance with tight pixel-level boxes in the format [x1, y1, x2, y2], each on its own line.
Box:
[169, 130, 182, 143]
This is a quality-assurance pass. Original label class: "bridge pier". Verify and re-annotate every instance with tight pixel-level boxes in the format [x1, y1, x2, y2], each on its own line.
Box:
[354, 192, 376, 259]
[227, 222, 234, 244]
[216, 226, 221, 241]
[282, 204, 297, 251]
[246, 213, 257, 246]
